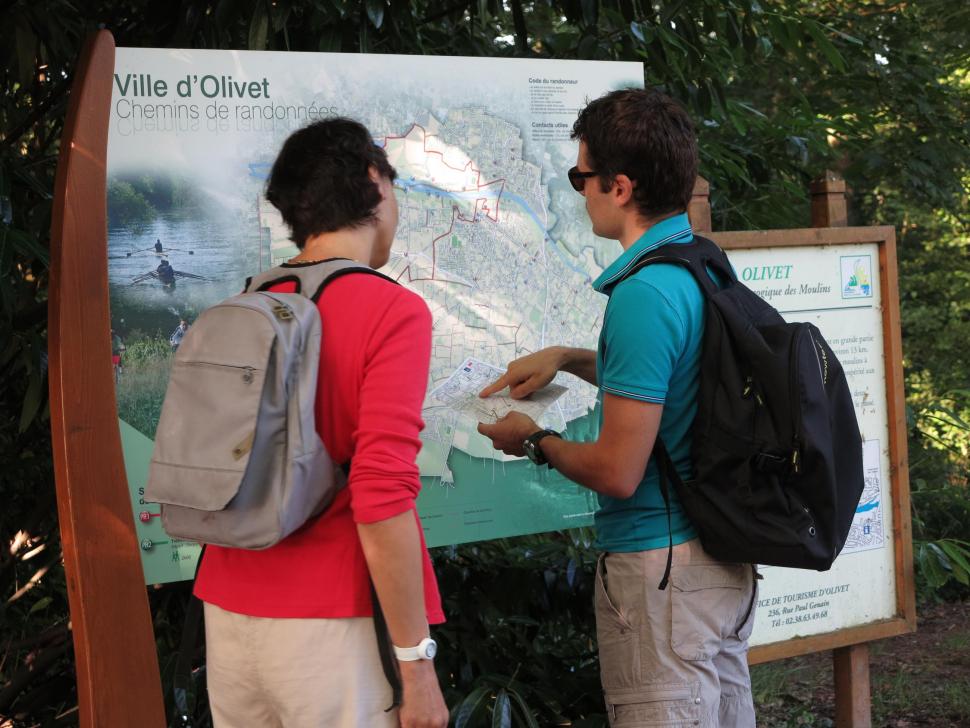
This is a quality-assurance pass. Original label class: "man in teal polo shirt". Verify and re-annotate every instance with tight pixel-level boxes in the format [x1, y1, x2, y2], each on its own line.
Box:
[478, 89, 757, 727]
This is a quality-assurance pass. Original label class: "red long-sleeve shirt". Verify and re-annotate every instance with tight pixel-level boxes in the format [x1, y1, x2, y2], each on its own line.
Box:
[195, 267, 444, 623]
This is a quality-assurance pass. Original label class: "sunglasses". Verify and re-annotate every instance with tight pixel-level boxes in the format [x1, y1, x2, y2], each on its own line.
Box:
[567, 166, 599, 192]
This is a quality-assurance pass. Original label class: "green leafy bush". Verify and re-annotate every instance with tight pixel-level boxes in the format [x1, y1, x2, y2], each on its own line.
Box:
[432, 530, 604, 726]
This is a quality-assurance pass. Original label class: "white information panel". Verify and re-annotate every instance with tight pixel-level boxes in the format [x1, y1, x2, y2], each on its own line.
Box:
[723, 243, 896, 646]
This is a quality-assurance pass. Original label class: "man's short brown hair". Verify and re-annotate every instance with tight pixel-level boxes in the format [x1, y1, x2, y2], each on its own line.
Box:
[572, 89, 698, 219]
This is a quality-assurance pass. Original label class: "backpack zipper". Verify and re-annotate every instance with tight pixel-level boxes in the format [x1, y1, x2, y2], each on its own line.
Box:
[182, 360, 259, 384]
[790, 326, 806, 474]
[790, 325, 829, 474]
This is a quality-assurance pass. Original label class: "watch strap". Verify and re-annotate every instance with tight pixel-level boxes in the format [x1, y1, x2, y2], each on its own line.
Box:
[392, 637, 436, 661]
[525, 429, 561, 466]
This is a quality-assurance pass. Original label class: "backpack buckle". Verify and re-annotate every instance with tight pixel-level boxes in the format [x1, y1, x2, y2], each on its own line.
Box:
[273, 304, 294, 321]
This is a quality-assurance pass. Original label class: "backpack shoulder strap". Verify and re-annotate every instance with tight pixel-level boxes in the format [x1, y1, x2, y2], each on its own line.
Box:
[618, 235, 735, 298]
[245, 258, 398, 302]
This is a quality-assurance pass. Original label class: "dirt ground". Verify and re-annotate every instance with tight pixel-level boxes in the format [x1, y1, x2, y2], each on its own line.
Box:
[752, 600, 970, 727]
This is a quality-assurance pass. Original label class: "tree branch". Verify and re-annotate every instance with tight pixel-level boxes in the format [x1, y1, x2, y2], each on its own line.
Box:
[510, 0, 529, 54]
[0, 638, 73, 714]
[0, 76, 71, 151]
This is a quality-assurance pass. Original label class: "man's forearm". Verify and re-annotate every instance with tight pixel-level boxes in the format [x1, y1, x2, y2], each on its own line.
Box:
[539, 436, 638, 499]
[556, 347, 597, 386]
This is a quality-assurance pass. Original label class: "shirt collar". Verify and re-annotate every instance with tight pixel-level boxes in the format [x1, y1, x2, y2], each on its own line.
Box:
[592, 212, 694, 294]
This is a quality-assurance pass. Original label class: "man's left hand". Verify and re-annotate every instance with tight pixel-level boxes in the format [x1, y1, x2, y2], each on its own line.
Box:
[477, 412, 540, 457]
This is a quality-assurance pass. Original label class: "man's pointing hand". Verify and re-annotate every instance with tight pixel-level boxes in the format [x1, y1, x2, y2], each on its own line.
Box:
[478, 347, 565, 400]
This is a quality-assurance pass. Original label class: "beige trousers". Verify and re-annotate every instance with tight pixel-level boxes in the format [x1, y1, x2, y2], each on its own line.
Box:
[594, 539, 758, 727]
[203, 602, 398, 728]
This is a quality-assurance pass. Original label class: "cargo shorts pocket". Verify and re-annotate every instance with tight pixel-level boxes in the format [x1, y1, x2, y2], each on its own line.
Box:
[595, 556, 640, 690]
[736, 568, 760, 643]
[607, 682, 701, 727]
[669, 563, 747, 662]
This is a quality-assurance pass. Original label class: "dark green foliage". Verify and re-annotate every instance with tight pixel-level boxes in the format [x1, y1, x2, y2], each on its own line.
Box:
[1, 1, 968, 726]
[433, 531, 604, 726]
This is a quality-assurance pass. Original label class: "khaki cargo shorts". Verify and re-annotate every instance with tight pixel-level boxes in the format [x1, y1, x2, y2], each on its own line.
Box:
[594, 538, 758, 727]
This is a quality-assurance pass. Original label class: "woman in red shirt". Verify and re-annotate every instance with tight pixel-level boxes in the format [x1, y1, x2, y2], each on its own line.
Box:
[195, 118, 448, 728]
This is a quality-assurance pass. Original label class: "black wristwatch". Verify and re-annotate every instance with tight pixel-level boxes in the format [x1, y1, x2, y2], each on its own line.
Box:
[522, 429, 562, 467]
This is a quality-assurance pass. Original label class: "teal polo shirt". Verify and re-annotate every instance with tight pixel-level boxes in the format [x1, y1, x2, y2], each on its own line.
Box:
[592, 212, 702, 553]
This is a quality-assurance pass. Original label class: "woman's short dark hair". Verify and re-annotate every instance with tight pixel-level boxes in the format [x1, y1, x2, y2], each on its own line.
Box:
[266, 117, 397, 248]
[572, 89, 697, 219]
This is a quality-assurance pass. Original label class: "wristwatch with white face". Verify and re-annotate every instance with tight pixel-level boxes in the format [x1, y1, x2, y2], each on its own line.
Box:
[522, 429, 562, 467]
[393, 636, 438, 662]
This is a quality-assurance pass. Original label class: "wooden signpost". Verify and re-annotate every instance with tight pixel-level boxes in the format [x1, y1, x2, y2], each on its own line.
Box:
[49, 30, 166, 728]
[48, 31, 913, 728]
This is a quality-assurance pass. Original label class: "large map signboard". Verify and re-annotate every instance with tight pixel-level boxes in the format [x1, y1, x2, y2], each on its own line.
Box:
[107, 48, 642, 584]
[108, 49, 912, 658]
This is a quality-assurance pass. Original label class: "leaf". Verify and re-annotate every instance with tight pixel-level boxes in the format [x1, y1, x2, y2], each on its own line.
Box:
[765, 14, 795, 57]
[758, 36, 772, 58]
[729, 108, 748, 135]
[805, 21, 846, 72]
[19, 370, 43, 432]
[938, 540, 970, 585]
[492, 689, 511, 728]
[508, 689, 541, 728]
[455, 686, 490, 728]
[917, 543, 947, 588]
[735, 100, 768, 119]
[366, 0, 385, 29]
[925, 542, 946, 564]
[828, 25, 863, 46]
[248, 2, 270, 50]
[28, 596, 53, 615]
[932, 405, 970, 431]
[710, 80, 729, 116]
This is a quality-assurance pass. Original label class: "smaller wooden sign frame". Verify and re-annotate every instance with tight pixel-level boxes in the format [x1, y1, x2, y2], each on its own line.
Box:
[705, 225, 916, 665]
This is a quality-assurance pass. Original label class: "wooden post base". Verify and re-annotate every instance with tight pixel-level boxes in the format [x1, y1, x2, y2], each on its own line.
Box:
[834, 643, 872, 727]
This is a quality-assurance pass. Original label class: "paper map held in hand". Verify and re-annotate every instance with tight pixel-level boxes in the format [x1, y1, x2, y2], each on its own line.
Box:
[425, 358, 568, 424]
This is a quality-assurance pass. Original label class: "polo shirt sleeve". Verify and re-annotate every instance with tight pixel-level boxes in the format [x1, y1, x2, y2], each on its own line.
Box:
[347, 289, 432, 524]
[599, 278, 686, 404]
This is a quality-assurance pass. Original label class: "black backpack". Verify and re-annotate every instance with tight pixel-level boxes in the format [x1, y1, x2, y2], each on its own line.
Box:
[619, 236, 865, 588]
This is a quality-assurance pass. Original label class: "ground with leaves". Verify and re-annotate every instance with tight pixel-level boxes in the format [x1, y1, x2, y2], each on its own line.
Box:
[752, 600, 970, 727]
